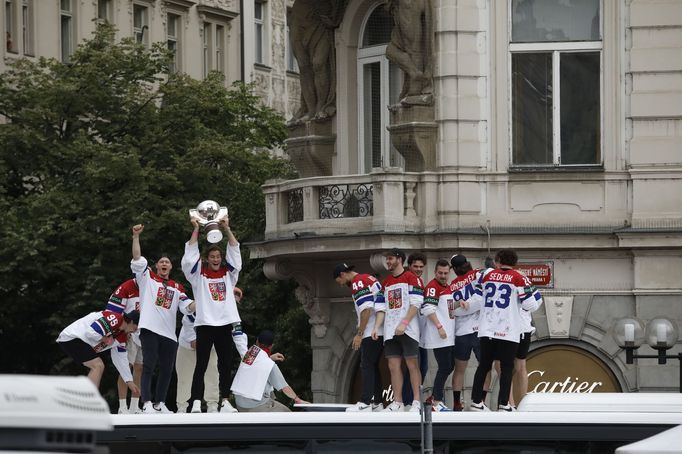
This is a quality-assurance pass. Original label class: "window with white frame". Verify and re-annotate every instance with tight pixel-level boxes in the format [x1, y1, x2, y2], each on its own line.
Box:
[286, 23, 298, 72]
[215, 24, 225, 74]
[21, 0, 32, 55]
[510, 0, 602, 167]
[60, 0, 74, 62]
[6, 0, 16, 52]
[357, 4, 402, 172]
[254, 0, 265, 64]
[202, 22, 211, 78]
[96, 0, 113, 24]
[133, 4, 149, 47]
[167, 12, 180, 73]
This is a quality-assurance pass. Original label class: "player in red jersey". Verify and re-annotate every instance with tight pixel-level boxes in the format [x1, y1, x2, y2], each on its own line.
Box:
[334, 263, 384, 412]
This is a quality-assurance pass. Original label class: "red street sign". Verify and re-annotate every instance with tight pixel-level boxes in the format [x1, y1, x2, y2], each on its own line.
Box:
[515, 263, 553, 287]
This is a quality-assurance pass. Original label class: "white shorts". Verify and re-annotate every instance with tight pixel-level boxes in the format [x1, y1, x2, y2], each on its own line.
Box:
[127, 339, 143, 365]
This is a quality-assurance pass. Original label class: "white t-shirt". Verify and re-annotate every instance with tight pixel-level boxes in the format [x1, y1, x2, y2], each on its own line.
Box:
[131, 256, 192, 341]
[181, 242, 241, 327]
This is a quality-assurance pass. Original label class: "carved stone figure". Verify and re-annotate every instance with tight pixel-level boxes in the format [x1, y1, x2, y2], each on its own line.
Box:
[386, 0, 433, 101]
[289, 0, 346, 123]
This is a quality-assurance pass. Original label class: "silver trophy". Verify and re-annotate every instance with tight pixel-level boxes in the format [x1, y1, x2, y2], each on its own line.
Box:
[189, 200, 229, 243]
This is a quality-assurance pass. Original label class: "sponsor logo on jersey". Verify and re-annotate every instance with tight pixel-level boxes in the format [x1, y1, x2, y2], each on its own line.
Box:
[155, 287, 175, 309]
[243, 345, 261, 365]
[209, 282, 227, 301]
[387, 288, 403, 310]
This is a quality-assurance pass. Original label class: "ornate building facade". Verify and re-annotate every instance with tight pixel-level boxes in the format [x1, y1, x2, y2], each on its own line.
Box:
[252, 0, 682, 403]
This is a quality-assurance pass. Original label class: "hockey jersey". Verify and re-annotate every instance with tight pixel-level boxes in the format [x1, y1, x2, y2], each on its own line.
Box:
[375, 270, 424, 342]
[105, 278, 141, 346]
[181, 241, 241, 327]
[450, 269, 484, 336]
[56, 310, 133, 382]
[477, 268, 543, 342]
[350, 273, 383, 339]
[131, 256, 192, 341]
[420, 278, 456, 349]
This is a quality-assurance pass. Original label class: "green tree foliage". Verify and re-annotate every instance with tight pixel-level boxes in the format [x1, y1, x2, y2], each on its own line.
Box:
[0, 25, 311, 404]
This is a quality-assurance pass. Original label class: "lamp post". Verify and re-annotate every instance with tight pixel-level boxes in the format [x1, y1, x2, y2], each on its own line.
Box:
[613, 317, 682, 392]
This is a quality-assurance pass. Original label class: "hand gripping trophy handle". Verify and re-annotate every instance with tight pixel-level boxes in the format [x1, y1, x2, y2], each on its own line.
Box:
[189, 200, 229, 244]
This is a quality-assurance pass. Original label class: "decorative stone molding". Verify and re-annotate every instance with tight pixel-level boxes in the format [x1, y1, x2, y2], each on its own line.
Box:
[387, 102, 437, 171]
[285, 120, 336, 177]
[404, 182, 417, 217]
[295, 284, 329, 338]
[369, 252, 388, 274]
[545, 296, 574, 338]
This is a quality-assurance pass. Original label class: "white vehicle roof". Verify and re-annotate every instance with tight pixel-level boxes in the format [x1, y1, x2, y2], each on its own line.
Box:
[616, 425, 682, 453]
[518, 392, 682, 413]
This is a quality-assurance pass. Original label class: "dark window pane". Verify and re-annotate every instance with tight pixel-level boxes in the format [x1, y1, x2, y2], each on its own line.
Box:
[362, 6, 393, 47]
[512, 52, 553, 165]
[560, 52, 600, 164]
[363, 62, 382, 169]
[512, 0, 600, 43]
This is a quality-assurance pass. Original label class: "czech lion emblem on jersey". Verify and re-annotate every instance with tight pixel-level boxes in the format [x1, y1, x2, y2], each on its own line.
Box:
[387, 288, 403, 310]
[155, 287, 175, 309]
[209, 282, 227, 302]
[242, 345, 261, 365]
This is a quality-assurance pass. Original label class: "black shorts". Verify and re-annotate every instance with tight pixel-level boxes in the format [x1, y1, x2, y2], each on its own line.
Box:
[454, 332, 481, 361]
[384, 334, 419, 358]
[58, 339, 100, 364]
[516, 332, 532, 359]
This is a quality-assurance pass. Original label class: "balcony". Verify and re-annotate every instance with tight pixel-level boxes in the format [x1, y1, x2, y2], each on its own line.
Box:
[262, 168, 433, 242]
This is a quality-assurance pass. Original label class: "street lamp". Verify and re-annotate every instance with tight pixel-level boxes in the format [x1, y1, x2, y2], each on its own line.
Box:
[613, 317, 681, 392]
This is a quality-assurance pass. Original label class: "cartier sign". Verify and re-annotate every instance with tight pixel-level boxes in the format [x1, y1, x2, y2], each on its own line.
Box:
[518, 345, 621, 397]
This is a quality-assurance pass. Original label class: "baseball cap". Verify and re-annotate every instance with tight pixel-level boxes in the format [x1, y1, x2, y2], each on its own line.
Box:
[333, 263, 355, 279]
[384, 248, 406, 262]
[450, 254, 468, 269]
[123, 310, 140, 325]
[257, 330, 275, 346]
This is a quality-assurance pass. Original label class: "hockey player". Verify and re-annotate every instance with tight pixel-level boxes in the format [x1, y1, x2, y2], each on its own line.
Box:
[57, 309, 140, 396]
[449, 254, 488, 411]
[231, 330, 309, 412]
[405, 253, 428, 405]
[420, 259, 455, 412]
[181, 215, 242, 414]
[372, 248, 424, 412]
[105, 278, 143, 414]
[333, 263, 384, 412]
[176, 287, 245, 413]
[469, 249, 543, 412]
[131, 224, 194, 414]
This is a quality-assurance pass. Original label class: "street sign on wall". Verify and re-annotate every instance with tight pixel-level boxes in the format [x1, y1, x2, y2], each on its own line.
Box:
[516, 262, 554, 288]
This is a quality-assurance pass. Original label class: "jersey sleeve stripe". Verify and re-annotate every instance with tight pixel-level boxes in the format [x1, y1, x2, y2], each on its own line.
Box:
[354, 294, 374, 307]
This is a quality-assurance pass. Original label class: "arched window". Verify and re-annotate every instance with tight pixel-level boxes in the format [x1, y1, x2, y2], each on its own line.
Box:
[357, 3, 402, 172]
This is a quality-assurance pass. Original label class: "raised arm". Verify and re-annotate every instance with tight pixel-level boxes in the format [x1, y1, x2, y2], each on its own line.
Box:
[188, 217, 200, 245]
[220, 216, 242, 285]
[131, 224, 144, 260]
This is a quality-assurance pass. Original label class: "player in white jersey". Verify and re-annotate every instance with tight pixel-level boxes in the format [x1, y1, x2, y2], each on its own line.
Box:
[182, 215, 242, 413]
[470, 249, 542, 412]
[420, 259, 455, 412]
[131, 224, 194, 414]
[405, 253, 428, 406]
[57, 309, 140, 396]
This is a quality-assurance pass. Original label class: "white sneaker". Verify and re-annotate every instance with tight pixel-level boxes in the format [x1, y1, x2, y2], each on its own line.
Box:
[133, 407, 143, 414]
[117, 406, 128, 414]
[372, 403, 384, 412]
[469, 402, 491, 412]
[142, 401, 159, 414]
[432, 401, 453, 412]
[409, 400, 421, 413]
[190, 399, 202, 413]
[220, 399, 238, 413]
[207, 403, 219, 413]
[155, 402, 173, 414]
[498, 404, 514, 412]
[382, 401, 405, 412]
[346, 402, 372, 412]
